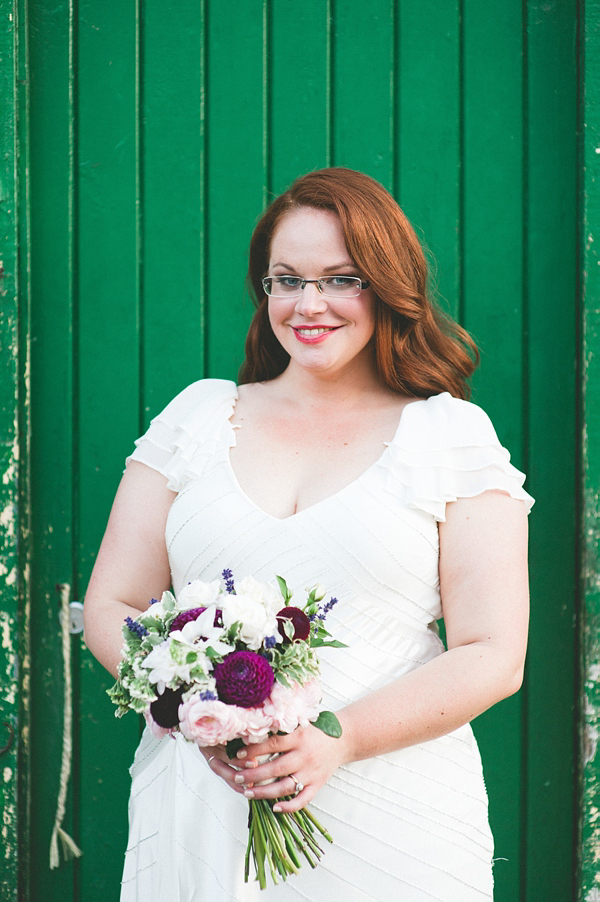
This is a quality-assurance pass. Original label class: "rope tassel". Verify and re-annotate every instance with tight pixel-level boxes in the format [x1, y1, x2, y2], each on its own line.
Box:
[49, 583, 83, 869]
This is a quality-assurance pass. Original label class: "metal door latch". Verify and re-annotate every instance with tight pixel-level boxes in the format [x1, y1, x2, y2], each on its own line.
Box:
[60, 601, 85, 635]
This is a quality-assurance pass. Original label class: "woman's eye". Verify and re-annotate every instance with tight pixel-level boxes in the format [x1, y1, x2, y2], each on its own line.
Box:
[326, 276, 354, 287]
[277, 276, 302, 289]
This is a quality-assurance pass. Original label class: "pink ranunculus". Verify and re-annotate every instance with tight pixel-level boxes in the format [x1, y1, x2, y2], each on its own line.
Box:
[263, 679, 322, 734]
[143, 708, 177, 740]
[179, 696, 246, 746]
[239, 706, 274, 744]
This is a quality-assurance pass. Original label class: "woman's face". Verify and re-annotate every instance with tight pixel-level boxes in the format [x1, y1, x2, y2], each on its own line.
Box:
[266, 207, 376, 380]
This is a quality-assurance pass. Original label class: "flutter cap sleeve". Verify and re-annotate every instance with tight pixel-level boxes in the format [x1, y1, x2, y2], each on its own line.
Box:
[384, 392, 535, 522]
[125, 379, 238, 492]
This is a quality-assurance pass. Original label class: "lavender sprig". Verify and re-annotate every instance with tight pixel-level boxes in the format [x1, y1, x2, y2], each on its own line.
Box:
[124, 617, 149, 638]
[222, 568, 235, 594]
[309, 596, 339, 622]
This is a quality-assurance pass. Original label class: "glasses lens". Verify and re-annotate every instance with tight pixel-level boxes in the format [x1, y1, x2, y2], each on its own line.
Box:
[320, 276, 362, 297]
[263, 276, 303, 297]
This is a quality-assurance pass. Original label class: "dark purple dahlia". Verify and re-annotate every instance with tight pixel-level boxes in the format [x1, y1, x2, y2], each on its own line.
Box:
[214, 651, 275, 708]
[149, 685, 187, 728]
[169, 606, 223, 634]
[276, 606, 311, 643]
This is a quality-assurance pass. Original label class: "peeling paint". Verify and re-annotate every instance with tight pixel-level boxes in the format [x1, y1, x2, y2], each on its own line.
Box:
[3, 768, 11, 784]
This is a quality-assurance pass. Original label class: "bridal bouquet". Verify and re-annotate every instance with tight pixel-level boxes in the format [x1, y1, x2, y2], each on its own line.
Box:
[107, 569, 345, 889]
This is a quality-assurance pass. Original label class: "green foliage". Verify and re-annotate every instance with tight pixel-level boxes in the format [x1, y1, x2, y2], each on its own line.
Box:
[312, 711, 342, 738]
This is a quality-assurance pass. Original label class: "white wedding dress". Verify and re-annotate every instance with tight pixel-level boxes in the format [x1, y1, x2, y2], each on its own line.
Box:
[120, 379, 533, 902]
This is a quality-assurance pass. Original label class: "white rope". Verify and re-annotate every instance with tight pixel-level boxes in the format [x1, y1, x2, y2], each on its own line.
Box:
[49, 583, 83, 869]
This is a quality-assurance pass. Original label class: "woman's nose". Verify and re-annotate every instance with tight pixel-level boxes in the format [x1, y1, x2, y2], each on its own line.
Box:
[294, 283, 328, 316]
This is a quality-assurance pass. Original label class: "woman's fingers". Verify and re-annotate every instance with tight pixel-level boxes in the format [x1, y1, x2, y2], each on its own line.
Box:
[200, 746, 249, 794]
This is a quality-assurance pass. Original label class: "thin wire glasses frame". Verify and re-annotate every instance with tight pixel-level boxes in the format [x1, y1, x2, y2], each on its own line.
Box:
[262, 275, 370, 299]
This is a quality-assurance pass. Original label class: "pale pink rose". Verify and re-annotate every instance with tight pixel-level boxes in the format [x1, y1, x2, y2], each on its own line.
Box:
[143, 708, 176, 740]
[263, 680, 322, 734]
[239, 706, 274, 744]
[179, 696, 245, 746]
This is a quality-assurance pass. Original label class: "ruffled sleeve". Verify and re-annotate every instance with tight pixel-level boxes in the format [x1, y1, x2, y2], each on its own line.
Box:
[125, 379, 238, 492]
[384, 392, 534, 522]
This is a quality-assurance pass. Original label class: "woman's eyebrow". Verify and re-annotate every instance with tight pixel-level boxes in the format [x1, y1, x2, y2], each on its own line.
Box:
[270, 261, 357, 272]
[321, 262, 357, 273]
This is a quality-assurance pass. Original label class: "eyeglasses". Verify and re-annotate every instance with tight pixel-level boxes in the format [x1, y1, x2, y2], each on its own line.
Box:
[262, 275, 370, 299]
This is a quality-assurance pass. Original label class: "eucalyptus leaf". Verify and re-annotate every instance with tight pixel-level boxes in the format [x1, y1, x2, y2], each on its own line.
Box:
[312, 710, 343, 738]
[310, 638, 348, 648]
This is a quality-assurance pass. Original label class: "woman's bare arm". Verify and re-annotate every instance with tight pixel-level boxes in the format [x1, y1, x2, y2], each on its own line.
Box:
[83, 461, 176, 678]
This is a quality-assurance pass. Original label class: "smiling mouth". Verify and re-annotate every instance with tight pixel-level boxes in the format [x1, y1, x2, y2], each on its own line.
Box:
[292, 326, 340, 337]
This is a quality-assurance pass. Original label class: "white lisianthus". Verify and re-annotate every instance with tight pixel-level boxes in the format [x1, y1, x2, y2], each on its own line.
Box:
[178, 579, 222, 611]
[221, 576, 281, 650]
[170, 609, 232, 660]
[142, 638, 209, 693]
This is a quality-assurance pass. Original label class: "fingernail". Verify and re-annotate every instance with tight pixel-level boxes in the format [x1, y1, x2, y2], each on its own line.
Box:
[234, 774, 245, 784]
[244, 789, 254, 799]
[237, 750, 247, 759]
[244, 760, 257, 769]
[273, 804, 282, 812]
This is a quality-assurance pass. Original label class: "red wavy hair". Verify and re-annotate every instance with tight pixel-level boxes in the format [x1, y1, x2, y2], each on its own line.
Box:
[239, 168, 478, 399]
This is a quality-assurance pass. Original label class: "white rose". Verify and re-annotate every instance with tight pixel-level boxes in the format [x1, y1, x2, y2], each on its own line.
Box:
[177, 579, 222, 611]
[236, 576, 283, 610]
[221, 588, 280, 650]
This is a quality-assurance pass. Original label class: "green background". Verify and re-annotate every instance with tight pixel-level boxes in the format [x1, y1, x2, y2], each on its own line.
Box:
[2, 1, 588, 899]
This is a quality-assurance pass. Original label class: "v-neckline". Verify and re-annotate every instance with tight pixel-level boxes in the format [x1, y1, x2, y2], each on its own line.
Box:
[224, 388, 426, 522]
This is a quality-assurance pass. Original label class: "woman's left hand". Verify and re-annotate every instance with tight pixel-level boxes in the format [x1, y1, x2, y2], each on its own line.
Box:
[231, 723, 350, 813]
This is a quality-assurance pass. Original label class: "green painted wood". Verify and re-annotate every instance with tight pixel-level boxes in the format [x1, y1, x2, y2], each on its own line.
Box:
[206, 1, 265, 380]
[13, 3, 581, 900]
[461, 7, 525, 898]
[141, 0, 206, 417]
[397, 1, 461, 320]
[76, 3, 142, 899]
[0, 2, 30, 899]
[580, 2, 600, 897]
[332, 0, 394, 188]
[524, 3, 578, 900]
[27, 0, 77, 895]
[269, 0, 331, 193]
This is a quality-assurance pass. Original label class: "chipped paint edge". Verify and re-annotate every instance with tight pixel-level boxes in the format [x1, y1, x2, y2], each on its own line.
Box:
[581, 1, 600, 898]
[0, 1, 32, 899]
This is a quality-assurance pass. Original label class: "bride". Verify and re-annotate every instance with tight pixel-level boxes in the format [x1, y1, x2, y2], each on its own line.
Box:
[84, 167, 532, 900]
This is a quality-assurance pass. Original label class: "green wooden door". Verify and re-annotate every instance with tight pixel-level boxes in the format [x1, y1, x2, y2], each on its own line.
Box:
[19, 2, 577, 900]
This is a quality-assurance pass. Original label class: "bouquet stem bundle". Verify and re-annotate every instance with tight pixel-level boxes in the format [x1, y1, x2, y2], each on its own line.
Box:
[245, 798, 332, 889]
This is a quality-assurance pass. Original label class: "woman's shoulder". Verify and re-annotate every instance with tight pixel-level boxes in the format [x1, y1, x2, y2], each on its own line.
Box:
[385, 392, 534, 520]
[398, 391, 501, 451]
[154, 378, 238, 427]
[126, 378, 238, 492]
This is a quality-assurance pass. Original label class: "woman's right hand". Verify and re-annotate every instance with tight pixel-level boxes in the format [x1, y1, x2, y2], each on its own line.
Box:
[198, 745, 252, 795]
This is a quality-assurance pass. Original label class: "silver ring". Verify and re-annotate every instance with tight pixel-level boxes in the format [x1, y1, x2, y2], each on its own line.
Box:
[291, 774, 304, 795]
[208, 755, 216, 765]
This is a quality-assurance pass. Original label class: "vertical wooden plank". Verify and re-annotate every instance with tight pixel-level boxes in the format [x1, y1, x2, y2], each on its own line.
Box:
[580, 2, 600, 898]
[206, 0, 266, 380]
[140, 0, 205, 421]
[460, 8, 525, 900]
[27, 1, 77, 899]
[397, 0, 461, 318]
[270, 0, 330, 194]
[332, 0, 394, 189]
[76, 2, 141, 898]
[525, 1, 577, 900]
[0, 2, 29, 898]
